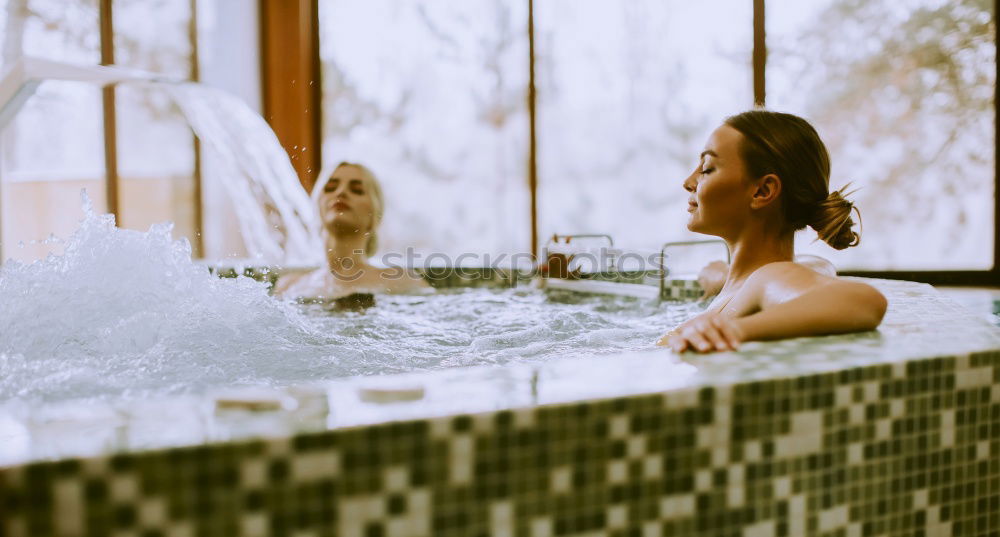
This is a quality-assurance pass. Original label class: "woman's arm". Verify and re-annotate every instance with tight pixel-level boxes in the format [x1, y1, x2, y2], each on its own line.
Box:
[659, 263, 887, 352]
[735, 277, 887, 342]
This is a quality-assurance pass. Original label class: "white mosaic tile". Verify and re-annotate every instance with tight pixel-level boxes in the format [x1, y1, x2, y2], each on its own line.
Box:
[137, 498, 167, 527]
[658, 495, 695, 518]
[550, 466, 571, 493]
[642, 455, 662, 479]
[530, 517, 553, 537]
[742, 520, 775, 537]
[642, 520, 662, 537]
[448, 434, 474, 486]
[241, 514, 268, 537]
[240, 457, 268, 488]
[606, 504, 627, 529]
[727, 485, 745, 508]
[109, 474, 138, 503]
[607, 460, 627, 484]
[609, 415, 629, 438]
[384, 466, 409, 492]
[818, 505, 849, 532]
[290, 451, 340, 481]
[52, 479, 83, 536]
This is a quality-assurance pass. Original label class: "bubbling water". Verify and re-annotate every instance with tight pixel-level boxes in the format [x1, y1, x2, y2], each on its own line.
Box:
[0, 192, 333, 403]
[0, 196, 696, 405]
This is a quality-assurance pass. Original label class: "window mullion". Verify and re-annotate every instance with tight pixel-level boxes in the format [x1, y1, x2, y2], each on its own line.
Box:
[99, 0, 119, 221]
[753, 0, 766, 106]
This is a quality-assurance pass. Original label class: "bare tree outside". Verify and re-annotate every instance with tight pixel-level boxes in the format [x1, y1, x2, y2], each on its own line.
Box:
[320, 0, 994, 271]
[319, 0, 529, 259]
[535, 0, 753, 254]
[769, 0, 995, 270]
[3, 0, 994, 270]
[0, 0, 107, 262]
[319, 0, 754, 259]
[111, 0, 198, 242]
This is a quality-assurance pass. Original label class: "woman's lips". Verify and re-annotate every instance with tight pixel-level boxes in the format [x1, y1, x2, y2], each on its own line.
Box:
[687, 201, 698, 213]
[332, 201, 350, 211]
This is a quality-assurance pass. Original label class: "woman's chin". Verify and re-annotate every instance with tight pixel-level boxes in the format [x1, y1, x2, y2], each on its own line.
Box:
[686, 219, 716, 237]
[328, 216, 362, 231]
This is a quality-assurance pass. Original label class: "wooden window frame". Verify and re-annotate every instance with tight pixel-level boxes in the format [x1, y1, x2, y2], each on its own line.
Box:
[259, 0, 322, 193]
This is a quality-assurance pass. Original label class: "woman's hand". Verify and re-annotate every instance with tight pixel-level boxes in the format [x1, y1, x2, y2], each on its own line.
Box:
[657, 312, 743, 353]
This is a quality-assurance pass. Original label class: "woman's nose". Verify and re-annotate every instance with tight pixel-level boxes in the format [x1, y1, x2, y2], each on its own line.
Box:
[682, 170, 697, 193]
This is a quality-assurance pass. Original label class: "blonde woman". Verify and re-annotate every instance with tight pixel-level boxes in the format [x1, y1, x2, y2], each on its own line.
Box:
[658, 111, 887, 353]
[274, 162, 427, 300]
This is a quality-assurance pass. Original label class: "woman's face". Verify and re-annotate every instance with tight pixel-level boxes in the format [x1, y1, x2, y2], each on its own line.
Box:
[318, 165, 375, 233]
[682, 125, 757, 238]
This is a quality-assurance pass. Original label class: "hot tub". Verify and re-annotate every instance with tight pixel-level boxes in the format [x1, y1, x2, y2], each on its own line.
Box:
[2, 264, 999, 537]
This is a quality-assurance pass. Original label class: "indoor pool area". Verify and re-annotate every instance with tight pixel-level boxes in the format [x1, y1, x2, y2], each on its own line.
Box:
[1, 1, 998, 537]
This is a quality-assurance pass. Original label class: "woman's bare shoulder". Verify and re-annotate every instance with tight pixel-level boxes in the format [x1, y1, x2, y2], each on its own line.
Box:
[745, 261, 836, 307]
[749, 261, 887, 312]
[752, 261, 828, 281]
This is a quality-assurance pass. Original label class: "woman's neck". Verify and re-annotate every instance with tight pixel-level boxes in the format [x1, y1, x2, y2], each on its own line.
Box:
[724, 224, 795, 284]
[324, 233, 371, 279]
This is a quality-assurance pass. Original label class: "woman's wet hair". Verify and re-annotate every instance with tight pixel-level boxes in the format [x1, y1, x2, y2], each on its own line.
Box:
[724, 110, 860, 250]
[311, 161, 385, 255]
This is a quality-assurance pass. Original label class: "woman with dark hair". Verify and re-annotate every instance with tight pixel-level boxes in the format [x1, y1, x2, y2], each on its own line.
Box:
[658, 110, 887, 353]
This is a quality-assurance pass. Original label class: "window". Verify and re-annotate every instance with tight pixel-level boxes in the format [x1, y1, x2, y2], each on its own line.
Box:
[767, 0, 995, 271]
[0, 0, 213, 263]
[319, 0, 530, 260]
[535, 0, 752, 253]
[0, 0, 106, 262]
[113, 0, 199, 251]
[316, 0, 996, 280]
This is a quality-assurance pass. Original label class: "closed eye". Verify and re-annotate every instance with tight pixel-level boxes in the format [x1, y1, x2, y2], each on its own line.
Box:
[700, 168, 715, 175]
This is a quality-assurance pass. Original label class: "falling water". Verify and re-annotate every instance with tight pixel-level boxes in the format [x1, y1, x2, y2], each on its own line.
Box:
[164, 83, 322, 265]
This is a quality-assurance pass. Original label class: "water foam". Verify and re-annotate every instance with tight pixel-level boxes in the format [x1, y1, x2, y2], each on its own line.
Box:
[0, 197, 698, 405]
[0, 192, 331, 403]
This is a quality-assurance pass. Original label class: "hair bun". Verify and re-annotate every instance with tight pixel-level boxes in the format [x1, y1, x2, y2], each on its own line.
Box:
[810, 185, 861, 250]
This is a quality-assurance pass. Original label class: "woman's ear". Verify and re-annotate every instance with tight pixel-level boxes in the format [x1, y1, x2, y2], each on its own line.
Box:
[750, 174, 782, 209]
